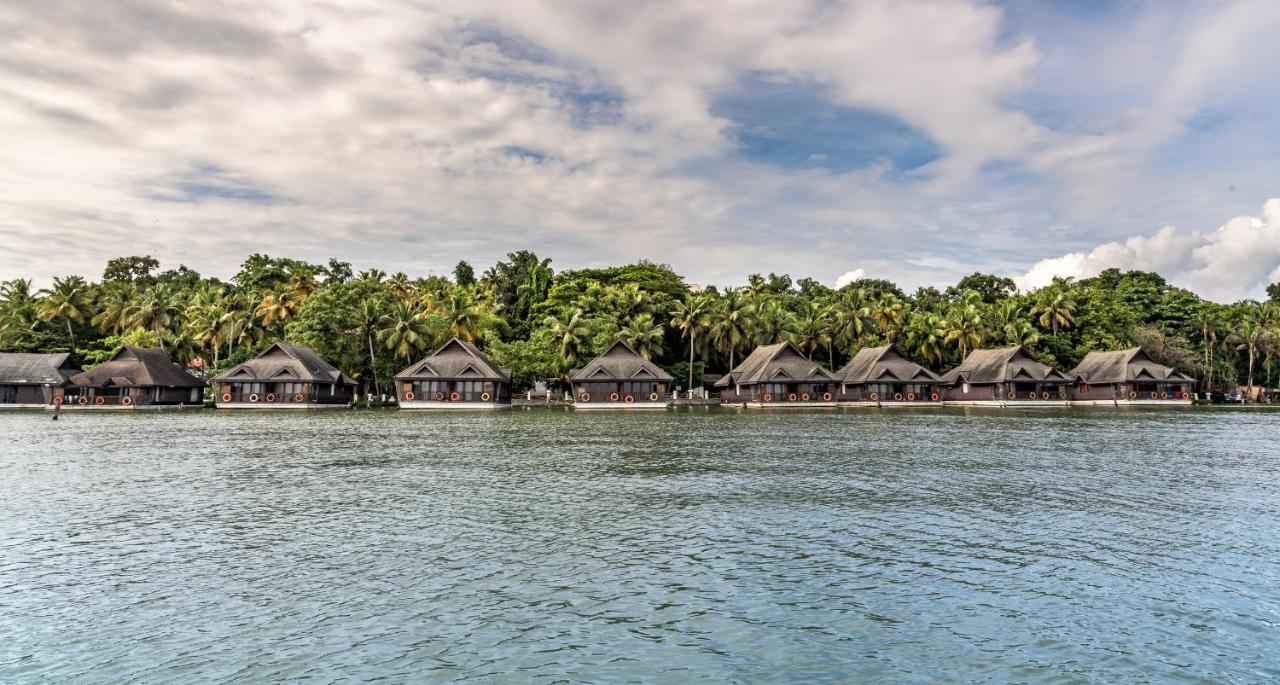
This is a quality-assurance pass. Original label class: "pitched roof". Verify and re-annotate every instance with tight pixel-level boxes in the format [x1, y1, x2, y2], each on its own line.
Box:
[940, 346, 1068, 385]
[212, 343, 357, 385]
[1070, 348, 1195, 384]
[394, 338, 512, 382]
[570, 340, 673, 382]
[836, 345, 941, 384]
[69, 346, 205, 388]
[0, 352, 79, 385]
[714, 341, 838, 387]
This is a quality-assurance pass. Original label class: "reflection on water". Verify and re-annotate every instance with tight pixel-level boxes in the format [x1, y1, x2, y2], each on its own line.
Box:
[1, 408, 1278, 682]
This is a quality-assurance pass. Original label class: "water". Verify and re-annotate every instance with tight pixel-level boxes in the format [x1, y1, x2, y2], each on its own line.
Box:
[1, 407, 1277, 683]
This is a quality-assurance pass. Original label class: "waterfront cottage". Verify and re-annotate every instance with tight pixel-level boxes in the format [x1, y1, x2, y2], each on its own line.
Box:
[835, 345, 942, 406]
[64, 346, 205, 408]
[716, 341, 838, 407]
[213, 343, 356, 408]
[570, 340, 672, 409]
[940, 346, 1070, 406]
[0, 353, 79, 408]
[395, 338, 512, 409]
[1069, 348, 1195, 405]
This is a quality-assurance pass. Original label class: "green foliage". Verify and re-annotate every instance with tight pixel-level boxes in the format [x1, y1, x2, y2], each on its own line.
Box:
[946, 273, 1016, 304]
[103, 256, 160, 284]
[78, 327, 160, 367]
[453, 260, 476, 287]
[486, 336, 560, 390]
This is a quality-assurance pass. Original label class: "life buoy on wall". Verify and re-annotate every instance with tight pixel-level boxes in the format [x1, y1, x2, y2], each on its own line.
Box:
[1151, 392, 1159, 400]
[435, 392, 445, 401]
[822, 392, 832, 401]
[624, 395, 635, 404]
[121, 396, 133, 406]
[1007, 390, 1017, 400]
[94, 396, 105, 405]
[894, 393, 903, 401]
[788, 393, 798, 402]
[404, 390, 416, 401]
[221, 393, 232, 403]
[649, 393, 659, 401]
[868, 392, 878, 401]
[906, 393, 915, 401]
[53, 396, 64, 405]
[450, 392, 461, 401]
[1129, 391, 1138, 400]
[763, 393, 773, 402]
[610, 392, 620, 402]
[265, 393, 276, 403]
[801, 392, 810, 401]
[1028, 392, 1037, 400]
[480, 392, 491, 401]
[1160, 391, 1168, 400]
[930, 393, 940, 401]
[294, 393, 305, 402]
[249, 393, 259, 403]
[580, 393, 591, 402]
[1041, 392, 1050, 400]
[77, 396, 88, 405]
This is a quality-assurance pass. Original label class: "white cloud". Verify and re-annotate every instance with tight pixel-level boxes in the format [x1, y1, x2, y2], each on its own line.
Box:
[1014, 199, 1280, 301]
[834, 269, 866, 288]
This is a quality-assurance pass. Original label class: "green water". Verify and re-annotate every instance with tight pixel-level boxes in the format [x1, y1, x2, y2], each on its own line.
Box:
[1, 407, 1277, 682]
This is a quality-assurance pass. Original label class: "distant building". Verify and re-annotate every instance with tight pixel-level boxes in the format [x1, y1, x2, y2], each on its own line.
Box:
[716, 341, 838, 407]
[395, 338, 512, 409]
[835, 345, 942, 405]
[1069, 348, 1195, 405]
[570, 340, 672, 409]
[0, 353, 79, 409]
[65, 346, 205, 408]
[213, 343, 356, 408]
[940, 346, 1070, 406]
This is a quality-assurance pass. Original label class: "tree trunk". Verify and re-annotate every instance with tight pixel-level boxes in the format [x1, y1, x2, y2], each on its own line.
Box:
[368, 333, 381, 396]
[1246, 343, 1255, 404]
[687, 332, 695, 393]
[65, 318, 75, 352]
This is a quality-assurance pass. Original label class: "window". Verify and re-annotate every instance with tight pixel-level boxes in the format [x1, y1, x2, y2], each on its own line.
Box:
[0, 385, 16, 403]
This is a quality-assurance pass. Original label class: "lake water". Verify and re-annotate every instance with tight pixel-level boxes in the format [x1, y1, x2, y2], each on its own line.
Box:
[1, 407, 1277, 683]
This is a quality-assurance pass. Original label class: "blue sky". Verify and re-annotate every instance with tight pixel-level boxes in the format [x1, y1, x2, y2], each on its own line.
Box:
[0, 0, 1277, 300]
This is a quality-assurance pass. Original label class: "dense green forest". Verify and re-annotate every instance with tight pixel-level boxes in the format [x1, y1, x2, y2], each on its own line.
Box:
[3, 252, 1280, 394]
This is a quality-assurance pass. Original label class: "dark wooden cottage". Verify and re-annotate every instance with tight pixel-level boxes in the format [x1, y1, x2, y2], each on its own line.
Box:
[1069, 348, 1195, 405]
[0, 353, 79, 408]
[213, 343, 356, 408]
[64, 346, 205, 408]
[836, 345, 942, 405]
[940, 346, 1070, 406]
[570, 340, 672, 409]
[716, 341, 838, 407]
[395, 338, 512, 409]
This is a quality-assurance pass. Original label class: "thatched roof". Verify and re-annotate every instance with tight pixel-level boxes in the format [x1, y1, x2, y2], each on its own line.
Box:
[212, 343, 357, 385]
[836, 345, 940, 384]
[394, 338, 511, 382]
[940, 346, 1068, 385]
[70, 346, 205, 388]
[714, 341, 837, 387]
[0, 352, 79, 385]
[1070, 348, 1195, 384]
[570, 340, 673, 382]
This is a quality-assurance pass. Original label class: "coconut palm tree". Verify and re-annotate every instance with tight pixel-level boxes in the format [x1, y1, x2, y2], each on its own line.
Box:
[710, 289, 752, 370]
[1228, 308, 1269, 403]
[126, 286, 182, 347]
[1033, 288, 1076, 337]
[670, 294, 710, 391]
[752, 297, 796, 346]
[37, 276, 91, 350]
[831, 288, 873, 352]
[515, 257, 554, 319]
[620, 313, 664, 360]
[544, 308, 590, 370]
[356, 298, 383, 395]
[1192, 308, 1221, 392]
[790, 300, 832, 363]
[91, 282, 137, 334]
[1, 279, 38, 347]
[431, 286, 501, 342]
[873, 294, 907, 342]
[256, 288, 304, 330]
[905, 310, 947, 367]
[944, 291, 986, 360]
[378, 300, 432, 363]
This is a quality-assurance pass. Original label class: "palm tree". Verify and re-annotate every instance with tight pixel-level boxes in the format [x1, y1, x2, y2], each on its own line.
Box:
[256, 288, 304, 330]
[710, 289, 753, 370]
[91, 282, 137, 334]
[515, 257, 554, 319]
[752, 297, 797, 346]
[126, 286, 182, 347]
[831, 288, 873, 353]
[790, 300, 832, 363]
[356, 298, 383, 395]
[873, 294, 907, 342]
[545, 308, 590, 370]
[0, 279, 38, 347]
[1192, 308, 1220, 392]
[378, 301, 432, 362]
[944, 291, 986, 360]
[430, 286, 498, 342]
[37, 276, 91, 350]
[905, 310, 947, 367]
[670, 295, 710, 391]
[1228, 309, 1269, 403]
[1033, 288, 1076, 337]
[620, 313, 664, 360]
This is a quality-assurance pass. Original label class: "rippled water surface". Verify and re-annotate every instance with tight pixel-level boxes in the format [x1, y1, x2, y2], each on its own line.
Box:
[2, 407, 1278, 683]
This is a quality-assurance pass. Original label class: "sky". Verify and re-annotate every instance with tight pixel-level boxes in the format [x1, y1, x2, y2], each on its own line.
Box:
[1, 0, 1278, 302]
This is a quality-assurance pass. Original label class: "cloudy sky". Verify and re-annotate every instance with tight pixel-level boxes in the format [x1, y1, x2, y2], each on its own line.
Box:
[1, 0, 1278, 301]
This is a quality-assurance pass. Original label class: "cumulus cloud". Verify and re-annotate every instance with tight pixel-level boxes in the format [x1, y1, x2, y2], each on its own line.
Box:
[1014, 199, 1280, 301]
[834, 269, 866, 288]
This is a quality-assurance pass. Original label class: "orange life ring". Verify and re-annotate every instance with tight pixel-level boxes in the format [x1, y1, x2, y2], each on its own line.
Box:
[53, 396, 63, 405]
[906, 393, 915, 401]
[450, 392, 460, 401]
[1129, 391, 1138, 400]
[868, 392, 878, 401]
[822, 392, 832, 401]
[94, 396, 105, 405]
[649, 393, 659, 401]
[77, 396, 88, 405]
[249, 393, 259, 403]
[580, 393, 590, 402]
[294, 393, 305, 402]
[1041, 392, 1050, 400]
[265, 393, 276, 403]
[1150, 392, 1158, 400]
[221, 393, 232, 403]
[121, 396, 133, 406]
[788, 393, 798, 402]
[1028, 392, 1037, 400]
[480, 392, 491, 401]
[1160, 391, 1168, 400]
[404, 390, 415, 401]
[435, 392, 445, 401]
[801, 392, 810, 401]
[610, 392, 620, 402]
[930, 393, 940, 401]
[893, 393, 903, 401]
[1007, 390, 1016, 400]
[763, 393, 773, 402]
[624, 395, 635, 404]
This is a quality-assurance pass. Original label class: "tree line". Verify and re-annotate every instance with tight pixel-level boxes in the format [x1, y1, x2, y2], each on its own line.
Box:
[3, 252, 1280, 396]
